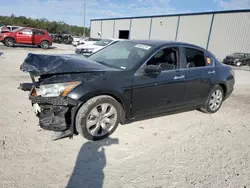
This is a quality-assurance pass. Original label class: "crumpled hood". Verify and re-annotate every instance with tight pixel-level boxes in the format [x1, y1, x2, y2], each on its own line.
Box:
[20, 53, 116, 76]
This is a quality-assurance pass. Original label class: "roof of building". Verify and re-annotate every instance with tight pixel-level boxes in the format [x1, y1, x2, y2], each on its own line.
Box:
[91, 9, 250, 21]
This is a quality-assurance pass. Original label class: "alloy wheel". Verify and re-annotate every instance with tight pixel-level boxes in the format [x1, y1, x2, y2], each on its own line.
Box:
[86, 103, 117, 137]
[41, 41, 49, 49]
[209, 89, 223, 111]
[6, 39, 14, 47]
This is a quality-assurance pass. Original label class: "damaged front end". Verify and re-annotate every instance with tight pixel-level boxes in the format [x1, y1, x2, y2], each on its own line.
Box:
[19, 73, 82, 140]
[18, 53, 107, 141]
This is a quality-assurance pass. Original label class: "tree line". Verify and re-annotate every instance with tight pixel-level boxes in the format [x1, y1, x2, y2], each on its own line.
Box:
[0, 14, 90, 36]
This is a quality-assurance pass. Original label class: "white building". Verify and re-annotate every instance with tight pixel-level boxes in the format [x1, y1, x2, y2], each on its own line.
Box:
[90, 9, 250, 60]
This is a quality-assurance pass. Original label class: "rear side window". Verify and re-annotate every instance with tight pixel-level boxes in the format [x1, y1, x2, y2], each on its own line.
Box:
[33, 30, 45, 35]
[185, 48, 206, 68]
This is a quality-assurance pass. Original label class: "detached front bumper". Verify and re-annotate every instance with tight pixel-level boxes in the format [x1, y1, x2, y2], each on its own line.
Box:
[29, 96, 81, 139]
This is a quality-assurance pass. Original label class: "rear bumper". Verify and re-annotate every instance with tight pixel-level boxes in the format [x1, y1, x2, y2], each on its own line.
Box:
[224, 88, 234, 100]
[224, 77, 235, 100]
[29, 96, 80, 133]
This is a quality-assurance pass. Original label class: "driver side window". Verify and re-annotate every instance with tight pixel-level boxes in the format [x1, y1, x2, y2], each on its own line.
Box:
[22, 29, 32, 35]
[147, 47, 178, 71]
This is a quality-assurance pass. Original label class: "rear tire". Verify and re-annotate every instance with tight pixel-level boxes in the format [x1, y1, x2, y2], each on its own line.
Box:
[75, 95, 121, 141]
[200, 85, 224, 114]
[40, 40, 49, 49]
[4, 38, 15, 47]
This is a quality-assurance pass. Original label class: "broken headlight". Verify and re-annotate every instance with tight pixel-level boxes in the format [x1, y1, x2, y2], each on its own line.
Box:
[34, 82, 81, 97]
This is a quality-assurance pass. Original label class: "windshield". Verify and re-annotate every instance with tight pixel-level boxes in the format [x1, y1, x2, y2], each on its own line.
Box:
[93, 39, 113, 46]
[12, 27, 22, 32]
[231, 53, 245, 57]
[89, 41, 154, 70]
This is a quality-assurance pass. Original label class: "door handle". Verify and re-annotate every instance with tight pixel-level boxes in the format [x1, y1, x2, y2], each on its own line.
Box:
[174, 75, 185, 80]
[208, 70, 215, 74]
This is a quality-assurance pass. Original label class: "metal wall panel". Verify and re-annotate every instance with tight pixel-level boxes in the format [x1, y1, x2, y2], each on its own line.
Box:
[113, 19, 131, 38]
[150, 16, 178, 40]
[177, 14, 213, 48]
[90, 21, 102, 38]
[208, 12, 250, 60]
[101, 20, 114, 39]
[130, 18, 151, 39]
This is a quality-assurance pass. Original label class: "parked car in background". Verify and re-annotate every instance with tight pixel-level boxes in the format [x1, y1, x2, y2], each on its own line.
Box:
[0, 27, 53, 49]
[75, 38, 123, 57]
[223, 52, 250, 67]
[72, 37, 100, 47]
[0, 25, 22, 33]
[6, 25, 22, 31]
[19, 40, 235, 141]
[52, 34, 73, 44]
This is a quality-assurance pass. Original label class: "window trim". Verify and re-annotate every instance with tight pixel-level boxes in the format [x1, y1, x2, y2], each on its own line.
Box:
[135, 45, 181, 76]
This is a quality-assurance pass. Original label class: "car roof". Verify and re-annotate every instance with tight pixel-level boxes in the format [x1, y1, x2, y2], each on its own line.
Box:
[20, 27, 47, 32]
[126, 39, 207, 51]
[7, 25, 21, 27]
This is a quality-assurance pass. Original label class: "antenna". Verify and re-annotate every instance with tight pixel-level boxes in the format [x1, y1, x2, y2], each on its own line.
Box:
[83, 0, 86, 37]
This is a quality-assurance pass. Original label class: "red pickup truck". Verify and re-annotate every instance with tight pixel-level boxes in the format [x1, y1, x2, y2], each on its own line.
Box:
[0, 27, 53, 49]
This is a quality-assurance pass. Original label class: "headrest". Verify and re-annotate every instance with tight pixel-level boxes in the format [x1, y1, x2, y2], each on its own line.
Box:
[166, 52, 176, 64]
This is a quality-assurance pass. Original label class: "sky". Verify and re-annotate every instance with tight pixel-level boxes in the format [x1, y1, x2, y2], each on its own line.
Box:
[1, 0, 250, 27]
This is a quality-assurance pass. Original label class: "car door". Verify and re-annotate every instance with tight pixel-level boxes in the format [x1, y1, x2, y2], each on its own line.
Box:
[32, 29, 45, 45]
[132, 46, 186, 118]
[15, 29, 33, 44]
[182, 47, 216, 106]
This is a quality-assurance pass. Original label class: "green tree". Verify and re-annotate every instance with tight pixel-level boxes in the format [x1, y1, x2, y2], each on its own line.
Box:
[0, 14, 90, 36]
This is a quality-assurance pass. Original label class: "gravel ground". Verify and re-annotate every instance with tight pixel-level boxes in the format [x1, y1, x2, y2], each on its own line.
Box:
[0, 43, 250, 188]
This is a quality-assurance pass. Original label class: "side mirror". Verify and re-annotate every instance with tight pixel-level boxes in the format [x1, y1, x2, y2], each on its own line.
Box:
[144, 65, 162, 75]
[18, 32, 23, 34]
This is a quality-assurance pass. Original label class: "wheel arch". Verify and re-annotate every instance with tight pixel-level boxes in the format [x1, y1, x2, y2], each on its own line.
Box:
[4, 36, 16, 42]
[72, 90, 130, 133]
[40, 39, 49, 44]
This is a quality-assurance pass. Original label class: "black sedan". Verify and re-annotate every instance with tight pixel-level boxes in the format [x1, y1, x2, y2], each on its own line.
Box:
[223, 52, 250, 67]
[19, 40, 235, 141]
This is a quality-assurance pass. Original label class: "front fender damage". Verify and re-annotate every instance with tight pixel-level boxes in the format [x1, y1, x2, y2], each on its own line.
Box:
[30, 96, 81, 141]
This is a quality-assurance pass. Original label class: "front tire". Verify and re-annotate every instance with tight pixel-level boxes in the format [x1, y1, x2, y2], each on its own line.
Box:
[75, 95, 121, 141]
[200, 85, 224, 114]
[4, 38, 15, 47]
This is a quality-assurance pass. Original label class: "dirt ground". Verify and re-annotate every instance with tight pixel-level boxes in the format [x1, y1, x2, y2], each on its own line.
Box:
[0, 43, 250, 188]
